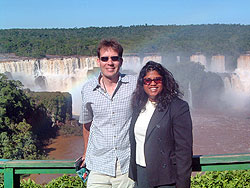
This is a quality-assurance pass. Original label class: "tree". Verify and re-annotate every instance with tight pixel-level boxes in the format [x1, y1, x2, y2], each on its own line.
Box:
[0, 74, 39, 159]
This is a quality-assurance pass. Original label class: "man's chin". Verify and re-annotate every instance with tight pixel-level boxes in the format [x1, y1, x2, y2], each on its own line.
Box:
[105, 74, 119, 80]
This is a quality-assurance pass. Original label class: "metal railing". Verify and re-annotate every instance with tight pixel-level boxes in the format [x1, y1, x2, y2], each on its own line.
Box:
[1, 153, 250, 188]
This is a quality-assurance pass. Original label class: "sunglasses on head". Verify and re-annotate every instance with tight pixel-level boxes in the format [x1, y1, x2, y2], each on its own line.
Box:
[143, 77, 163, 85]
[100, 56, 120, 62]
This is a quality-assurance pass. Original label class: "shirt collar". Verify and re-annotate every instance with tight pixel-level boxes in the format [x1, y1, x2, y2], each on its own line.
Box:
[92, 72, 129, 91]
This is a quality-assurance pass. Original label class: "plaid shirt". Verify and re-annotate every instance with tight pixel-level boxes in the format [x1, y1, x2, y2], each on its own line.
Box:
[79, 73, 137, 176]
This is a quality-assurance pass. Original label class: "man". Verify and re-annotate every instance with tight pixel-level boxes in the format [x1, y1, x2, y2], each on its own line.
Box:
[79, 39, 136, 188]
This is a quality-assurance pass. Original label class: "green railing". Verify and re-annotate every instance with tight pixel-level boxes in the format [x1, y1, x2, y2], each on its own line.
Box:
[1, 153, 250, 188]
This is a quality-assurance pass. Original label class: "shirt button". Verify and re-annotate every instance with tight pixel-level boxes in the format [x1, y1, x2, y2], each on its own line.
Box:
[114, 136, 116, 138]
[115, 147, 117, 150]
[112, 112, 115, 114]
[162, 164, 167, 168]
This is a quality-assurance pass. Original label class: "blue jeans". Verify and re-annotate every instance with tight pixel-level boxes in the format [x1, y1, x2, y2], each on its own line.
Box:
[135, 165, 176, 188]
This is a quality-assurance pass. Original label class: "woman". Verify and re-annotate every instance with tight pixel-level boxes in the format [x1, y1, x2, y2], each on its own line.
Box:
[129, 61, 193, 188]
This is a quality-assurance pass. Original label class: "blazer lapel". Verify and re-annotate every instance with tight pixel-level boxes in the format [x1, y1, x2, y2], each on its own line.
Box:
[145, 104, 169, 142]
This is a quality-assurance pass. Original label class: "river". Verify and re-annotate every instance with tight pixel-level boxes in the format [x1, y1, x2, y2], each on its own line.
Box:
[24, 136, 84, 185]
[25, 108, 250, 185]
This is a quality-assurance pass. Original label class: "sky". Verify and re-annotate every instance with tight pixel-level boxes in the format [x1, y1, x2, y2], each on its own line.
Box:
[0, 0, 250, 29]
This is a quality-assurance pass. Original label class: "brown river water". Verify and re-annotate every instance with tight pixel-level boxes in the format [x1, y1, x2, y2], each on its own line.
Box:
[25, 109, 250, 185]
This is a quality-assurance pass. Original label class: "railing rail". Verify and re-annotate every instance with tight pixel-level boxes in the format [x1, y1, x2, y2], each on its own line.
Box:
[1, 153, 250, 188]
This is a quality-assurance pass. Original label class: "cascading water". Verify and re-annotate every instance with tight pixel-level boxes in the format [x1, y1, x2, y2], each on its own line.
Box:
[210, 55, 225, 73]
[1, 53, 250, 113]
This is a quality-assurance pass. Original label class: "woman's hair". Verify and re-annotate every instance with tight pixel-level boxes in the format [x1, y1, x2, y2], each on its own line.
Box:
[132, 61, 183, 112]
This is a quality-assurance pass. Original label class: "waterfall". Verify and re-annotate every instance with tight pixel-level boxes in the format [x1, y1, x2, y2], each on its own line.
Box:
[1, 53, 250, 114]
[210, 55, 226, 73]
[142, 55, 162, 66]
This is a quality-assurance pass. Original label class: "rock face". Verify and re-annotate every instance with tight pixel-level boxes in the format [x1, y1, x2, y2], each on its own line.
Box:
[190, 54, 207, 69]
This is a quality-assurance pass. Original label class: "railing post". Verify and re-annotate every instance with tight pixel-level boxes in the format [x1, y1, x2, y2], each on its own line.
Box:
[4, 168, 20, 188]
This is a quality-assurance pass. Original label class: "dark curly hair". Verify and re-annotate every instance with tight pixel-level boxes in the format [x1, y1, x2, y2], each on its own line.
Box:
[132, 61, 183, 112]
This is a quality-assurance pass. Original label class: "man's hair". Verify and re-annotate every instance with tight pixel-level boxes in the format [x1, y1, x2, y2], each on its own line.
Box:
[97, 39, 123, 58]
[132, 61, 183, 112]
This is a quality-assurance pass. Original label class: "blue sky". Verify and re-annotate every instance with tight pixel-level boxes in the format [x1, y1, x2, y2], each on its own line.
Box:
[0, 0, 250, 29]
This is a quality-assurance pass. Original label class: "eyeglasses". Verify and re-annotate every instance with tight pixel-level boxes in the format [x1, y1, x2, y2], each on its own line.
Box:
[143, 77, 163, 85]
[100, 56, 120, 62]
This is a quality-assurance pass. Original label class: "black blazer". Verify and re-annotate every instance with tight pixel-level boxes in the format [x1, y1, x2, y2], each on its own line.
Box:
[129, 97, 193, 188]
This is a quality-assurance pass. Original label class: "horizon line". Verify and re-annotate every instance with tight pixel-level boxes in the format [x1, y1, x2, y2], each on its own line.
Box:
[1, 23, 250, 30]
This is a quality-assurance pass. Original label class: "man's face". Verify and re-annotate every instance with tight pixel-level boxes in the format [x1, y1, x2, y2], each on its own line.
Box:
[97, 47, 123, 80]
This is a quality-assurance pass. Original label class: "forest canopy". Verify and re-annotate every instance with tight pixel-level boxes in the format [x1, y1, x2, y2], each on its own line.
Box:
[0, 74, 72, 160]
[0, 24, 250, 58]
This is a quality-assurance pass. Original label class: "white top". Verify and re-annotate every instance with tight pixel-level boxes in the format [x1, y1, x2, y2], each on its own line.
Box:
[134, 100, 156, 167]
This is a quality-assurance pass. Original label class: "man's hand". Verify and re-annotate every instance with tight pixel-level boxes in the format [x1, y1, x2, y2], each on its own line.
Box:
[80, 153, 86, 167]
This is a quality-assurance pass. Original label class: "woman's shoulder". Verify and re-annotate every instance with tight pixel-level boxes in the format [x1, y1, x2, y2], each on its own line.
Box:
[170, 97, 190, 111]
[172, 96, 187, 104]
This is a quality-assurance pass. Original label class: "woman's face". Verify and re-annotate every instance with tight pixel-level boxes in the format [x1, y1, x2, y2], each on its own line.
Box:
[143, 70, 163, 102]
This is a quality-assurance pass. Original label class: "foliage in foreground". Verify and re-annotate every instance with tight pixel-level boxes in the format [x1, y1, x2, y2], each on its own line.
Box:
[19, 175, 86, 188]
[0, 74, 40, 160]
[191, 170, 250, 188]
[1, 170, 249, 188]
[20, 179, 43, 188]
[44, 175, 85, 188]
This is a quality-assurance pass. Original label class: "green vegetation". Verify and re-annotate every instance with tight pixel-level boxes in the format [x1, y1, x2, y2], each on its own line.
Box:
[191, 170, 250, 188]
[44, 175, 85, 188]
[0, 73, 73, 183]
[20, 179, 43, 188]
[18, 175, 86, 188]
[58, 121, 82, 136]
[0, 74, 40, 159]
[0, 24, 250, 58]
[0, 170, 249, 187]
[26, 91, 72, 124]
[0, 74, 73, 158]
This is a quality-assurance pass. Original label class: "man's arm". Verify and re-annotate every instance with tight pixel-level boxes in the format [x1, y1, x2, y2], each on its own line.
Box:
[82, 122, 92, 164]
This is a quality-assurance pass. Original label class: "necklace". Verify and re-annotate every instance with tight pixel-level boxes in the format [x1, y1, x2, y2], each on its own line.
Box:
[101, 77, 107, 93]
[149, 100, 157, 107]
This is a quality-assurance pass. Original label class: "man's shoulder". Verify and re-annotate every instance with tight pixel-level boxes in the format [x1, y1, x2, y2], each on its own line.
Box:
[121, 74, 137, 84]
[82, 77, 98, 91]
